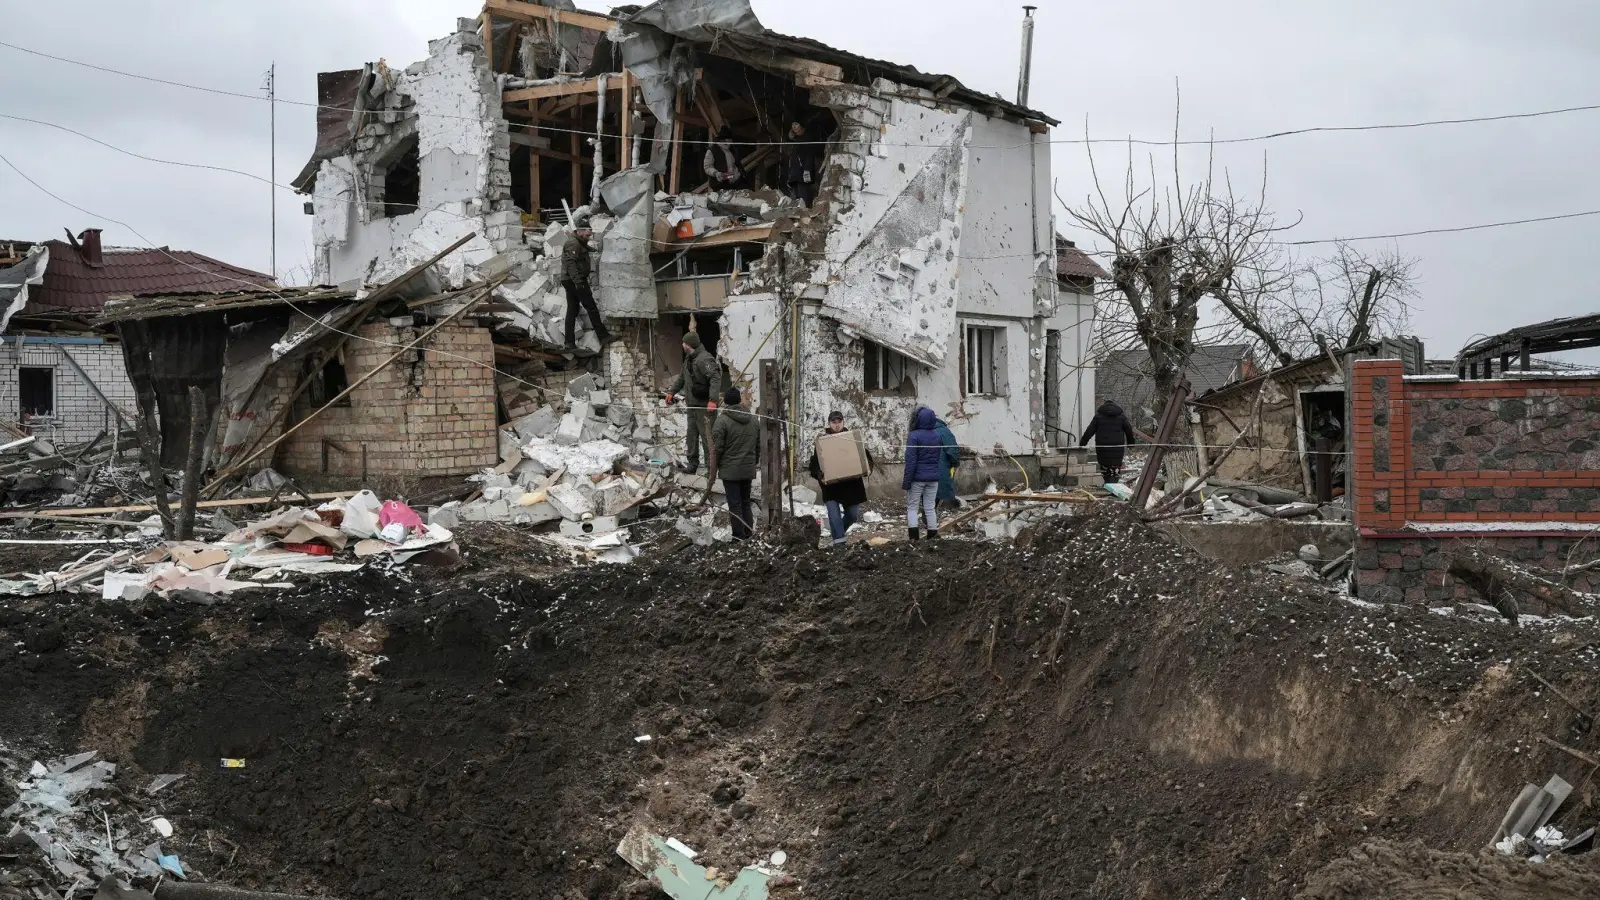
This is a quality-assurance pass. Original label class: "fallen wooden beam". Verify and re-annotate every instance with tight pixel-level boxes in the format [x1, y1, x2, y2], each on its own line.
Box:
[504, 77, 606, 104]
[1538, 735, 1600, 769]
[483, 0, 616, 33]
[940, 498, 999, 533]
[983, 492, 1097, 504]
[0, 492, 354, 520]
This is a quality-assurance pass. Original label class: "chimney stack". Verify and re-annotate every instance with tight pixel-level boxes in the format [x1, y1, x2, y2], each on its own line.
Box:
[78, 228, 103, 267]
[1016, 6, 1037, 108]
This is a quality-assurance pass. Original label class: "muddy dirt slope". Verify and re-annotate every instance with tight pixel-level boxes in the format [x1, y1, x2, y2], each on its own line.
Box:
[5, 507, 1600, 899]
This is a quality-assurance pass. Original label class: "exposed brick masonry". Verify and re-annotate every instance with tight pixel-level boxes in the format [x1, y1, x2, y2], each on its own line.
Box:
[1350, 360, 1600, 605]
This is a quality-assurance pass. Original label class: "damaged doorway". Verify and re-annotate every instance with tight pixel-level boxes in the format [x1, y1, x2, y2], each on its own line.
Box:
[1301, 388, 1345, 503]
[653, 312, 725, 393]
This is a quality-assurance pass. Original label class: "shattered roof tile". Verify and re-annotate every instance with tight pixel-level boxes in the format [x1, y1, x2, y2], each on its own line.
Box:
[29, 240, 272, 315]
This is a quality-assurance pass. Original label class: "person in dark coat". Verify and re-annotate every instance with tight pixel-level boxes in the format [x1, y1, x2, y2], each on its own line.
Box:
[781, 121, 821, 207]
[808, 410, 873, 546]
[903, 406, 944, 540]
[1079, 398, 1137, 485]
[933, 416, 961, 508]
[666, 333, 724, 474]
[560, 219, 612, 350]
[710, 387, 760, 541]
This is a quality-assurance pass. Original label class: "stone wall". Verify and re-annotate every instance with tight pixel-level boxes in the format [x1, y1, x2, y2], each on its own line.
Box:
[1349, 359, 1600, 603]
[261, 321, 498, 478]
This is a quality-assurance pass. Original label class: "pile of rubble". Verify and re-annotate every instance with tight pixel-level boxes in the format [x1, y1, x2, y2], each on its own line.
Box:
[1, 492, 454, 599]
[1, 428, 143, 509]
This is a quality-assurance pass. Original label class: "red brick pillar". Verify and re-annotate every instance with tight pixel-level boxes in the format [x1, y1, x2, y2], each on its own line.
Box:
[1350, 359, 1410, 530]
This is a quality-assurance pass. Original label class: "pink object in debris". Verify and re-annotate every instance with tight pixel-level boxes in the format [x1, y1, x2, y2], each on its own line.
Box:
[379, 500, 424, 530]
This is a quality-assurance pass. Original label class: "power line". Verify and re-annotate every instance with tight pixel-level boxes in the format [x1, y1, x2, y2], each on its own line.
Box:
[5, 37, 1600, 151]
[0, 148, 1367, 462]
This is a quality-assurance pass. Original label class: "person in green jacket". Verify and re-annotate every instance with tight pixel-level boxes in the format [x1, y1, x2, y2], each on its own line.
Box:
[933, 415, 961, 509]
[666, 332, 723, 474]
[710, 387, 761, 540]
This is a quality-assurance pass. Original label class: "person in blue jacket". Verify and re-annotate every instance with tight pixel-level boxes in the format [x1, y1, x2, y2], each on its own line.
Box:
[933, 415, 961, 509]
[903, 406, 944, 540]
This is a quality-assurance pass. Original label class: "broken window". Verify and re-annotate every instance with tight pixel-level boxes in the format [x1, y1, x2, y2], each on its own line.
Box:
[963, 325, 1007, 397]
[380, 139, 421, 218]
[18, 366, 53, 417]
[306, 353, 352, 408]
[863, 340, 915, 395]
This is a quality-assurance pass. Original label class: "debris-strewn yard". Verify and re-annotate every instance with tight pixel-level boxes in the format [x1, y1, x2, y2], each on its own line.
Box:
[5, 505, 1600, 899]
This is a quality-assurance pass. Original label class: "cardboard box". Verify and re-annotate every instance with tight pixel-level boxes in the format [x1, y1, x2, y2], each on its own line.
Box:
[815, 431, 870, 484]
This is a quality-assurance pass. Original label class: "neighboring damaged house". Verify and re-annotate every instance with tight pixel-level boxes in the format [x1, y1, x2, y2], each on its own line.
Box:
[1097, 344, 1255, 435]
[0, 229, 267, 445]
[293, 0, 1097, 483]
[1350, 316, 1600, 605]
[1193, 337, 1422, 500]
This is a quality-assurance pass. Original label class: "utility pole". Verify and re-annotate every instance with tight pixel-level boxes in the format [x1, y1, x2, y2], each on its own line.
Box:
[264, 63, 277, 281]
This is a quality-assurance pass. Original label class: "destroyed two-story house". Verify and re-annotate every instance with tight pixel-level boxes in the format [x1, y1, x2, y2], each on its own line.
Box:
[288, 0, 1101, 485]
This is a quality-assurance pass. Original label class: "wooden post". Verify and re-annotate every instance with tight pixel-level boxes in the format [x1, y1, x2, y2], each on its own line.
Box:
[176, 385, 211, 540]
[1132, 377, 1190, 510]
[570, 130, 582, 206]
[480, 13, 495, 72]
[619, 69, 632, 167]
[529, 101, 541, 219]
[760, 359, 783, 526]
[669, 86, 685, 194]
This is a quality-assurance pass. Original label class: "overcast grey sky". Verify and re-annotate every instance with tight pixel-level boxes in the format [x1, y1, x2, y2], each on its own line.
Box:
[3, 0, 1596, 359]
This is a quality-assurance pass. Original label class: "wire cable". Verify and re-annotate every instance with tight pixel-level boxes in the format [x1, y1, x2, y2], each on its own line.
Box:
[6, 37, 1600, 151]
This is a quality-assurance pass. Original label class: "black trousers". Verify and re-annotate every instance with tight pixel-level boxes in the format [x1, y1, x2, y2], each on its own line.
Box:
[563, 281, 609, 346]
[787, 179, 814, 207]
[723, 478, 754, 540]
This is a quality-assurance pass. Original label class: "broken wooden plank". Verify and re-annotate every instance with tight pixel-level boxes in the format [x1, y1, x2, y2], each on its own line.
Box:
[983, 492, 1097, 504]
[1524, 667, 1596, 723]
[504, 76, 606, 104]
[939, 498, 999, 533]
[0, 491, 356, 520]
[483, 0, 616, 33]
[1538, 735, 1600, 769]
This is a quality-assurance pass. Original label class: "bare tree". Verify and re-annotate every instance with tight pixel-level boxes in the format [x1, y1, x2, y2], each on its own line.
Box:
[1064, 129, 1296, 427]
[1275, 242, 1418, 358]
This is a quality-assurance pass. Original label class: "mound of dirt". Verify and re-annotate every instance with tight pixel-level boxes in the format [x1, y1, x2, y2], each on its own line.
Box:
[1300, 841, 1600, 898]
[5, 505, 1600, 899]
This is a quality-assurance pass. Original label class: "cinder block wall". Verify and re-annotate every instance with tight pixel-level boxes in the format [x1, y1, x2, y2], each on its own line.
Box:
[0, 338, 136, 445]
[265, 322, 498, 478]
[1349, 359, 1600, 603]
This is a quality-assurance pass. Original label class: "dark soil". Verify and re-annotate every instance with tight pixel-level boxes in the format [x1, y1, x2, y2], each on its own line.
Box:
[5, 506, 1600, 899]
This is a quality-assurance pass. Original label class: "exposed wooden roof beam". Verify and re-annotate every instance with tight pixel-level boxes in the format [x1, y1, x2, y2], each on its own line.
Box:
[483, 0, 617, 34]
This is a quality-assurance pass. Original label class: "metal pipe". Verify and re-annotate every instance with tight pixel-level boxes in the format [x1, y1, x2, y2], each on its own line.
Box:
[1016, 6, 1037, 107]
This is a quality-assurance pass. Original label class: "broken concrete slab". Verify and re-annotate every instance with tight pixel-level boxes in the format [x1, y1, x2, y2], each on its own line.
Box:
[554, 414, 585, 446]
[547, 483, 594, 520]
[566, 373, 599, 401]
[509, 406, 559, 443]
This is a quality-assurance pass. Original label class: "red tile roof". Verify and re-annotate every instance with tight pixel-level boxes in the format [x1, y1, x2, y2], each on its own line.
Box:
[29, 240, 271, 316]
[1056, 236, 1108, 282]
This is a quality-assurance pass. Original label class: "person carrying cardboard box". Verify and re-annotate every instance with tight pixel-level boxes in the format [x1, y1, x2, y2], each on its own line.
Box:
[808, 410, 873, 546]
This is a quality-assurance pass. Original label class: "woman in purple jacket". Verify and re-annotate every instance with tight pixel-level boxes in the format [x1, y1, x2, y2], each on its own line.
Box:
[903, 406, 944, 540]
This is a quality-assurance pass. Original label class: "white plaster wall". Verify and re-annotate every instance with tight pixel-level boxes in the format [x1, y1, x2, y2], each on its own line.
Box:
[1050, 287, 1099, 445]
[812, 86, 972, 369]
[314, 30, 509, 288]
[958, 116, 1051, 319]
[0, 338, 135, 445]
[720, 293, 780, 405]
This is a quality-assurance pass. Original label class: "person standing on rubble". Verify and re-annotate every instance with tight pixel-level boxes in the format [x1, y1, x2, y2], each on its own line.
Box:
[710, 387, 760, 541]
[703, 126, 743, 189]
[781, 121, 820, 207]
[1079, 397, 1137, 485]
[665, 332, 723, 474]
[560, 218, 613, 350]
[903, 406, 944, 540]
[809, 410, 872, 546]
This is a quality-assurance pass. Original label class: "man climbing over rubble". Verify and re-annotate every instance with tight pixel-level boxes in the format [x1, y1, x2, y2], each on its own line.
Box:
[560, 219, 612, 350]
[1079, 397, 1137, 485]
[703, 126, 743, 189]
[710, 387, 760, 541]
[781, 121, 821, 207]
[809, 410, 872, 546]
[665, 332, 723, 474]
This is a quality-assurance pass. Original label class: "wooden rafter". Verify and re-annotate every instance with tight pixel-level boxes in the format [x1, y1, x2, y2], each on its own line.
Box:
[505, 76, 605, 104]
[483, 0, 617, 33]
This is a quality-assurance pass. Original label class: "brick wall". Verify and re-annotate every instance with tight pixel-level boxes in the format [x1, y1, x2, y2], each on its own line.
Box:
[258, 322, 498, 477]
[0, 337, 136, 445]
[1349, 359, 1600, 603]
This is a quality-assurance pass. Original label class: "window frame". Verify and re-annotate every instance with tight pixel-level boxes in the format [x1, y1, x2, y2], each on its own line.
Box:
[18, 366, 54, 418]
[862, 339, 916, 396]
[962, 323, 1007, 397]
